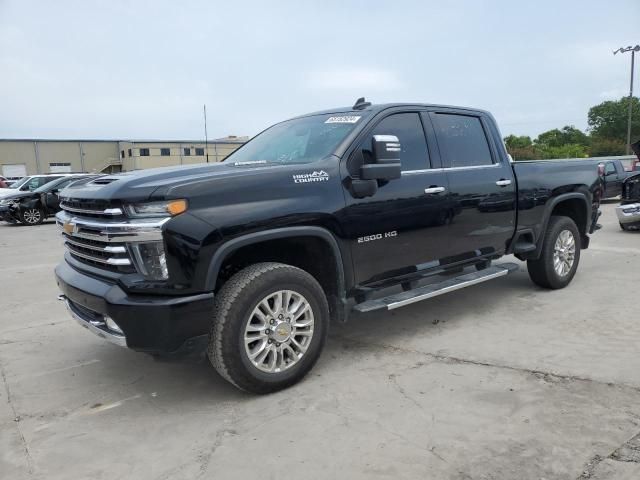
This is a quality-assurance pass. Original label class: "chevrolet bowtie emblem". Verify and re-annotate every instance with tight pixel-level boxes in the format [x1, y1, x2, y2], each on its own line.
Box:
[63, 221, 76, 235]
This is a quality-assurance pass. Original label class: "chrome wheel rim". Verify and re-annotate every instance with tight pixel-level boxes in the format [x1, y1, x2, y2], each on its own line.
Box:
[23, 209, 41, 224]
[553, 229, 575, 277]
[243, 290, 314, 374]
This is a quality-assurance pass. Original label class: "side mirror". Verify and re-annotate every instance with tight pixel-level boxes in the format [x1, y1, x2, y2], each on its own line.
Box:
[360, 135, 402, 180]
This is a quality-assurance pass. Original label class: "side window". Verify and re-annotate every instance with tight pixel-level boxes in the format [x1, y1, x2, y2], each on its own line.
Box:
[605, 162, 616, 175]
[433, 114, 493, 168]
[356, 113, 430, 172]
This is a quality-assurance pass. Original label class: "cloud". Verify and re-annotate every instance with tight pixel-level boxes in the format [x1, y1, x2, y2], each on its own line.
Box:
[599, 88, 628, 100]
[305, 67, 402, 92]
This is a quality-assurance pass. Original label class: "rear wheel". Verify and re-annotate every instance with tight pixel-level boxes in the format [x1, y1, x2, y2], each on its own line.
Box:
[527, 216, 580, 289]
[20, 208, 44, 225]
[208, 262, 329, 394]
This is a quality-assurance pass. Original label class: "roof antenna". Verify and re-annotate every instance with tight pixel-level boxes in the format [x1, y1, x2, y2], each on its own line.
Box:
[352, 97, 371, 110]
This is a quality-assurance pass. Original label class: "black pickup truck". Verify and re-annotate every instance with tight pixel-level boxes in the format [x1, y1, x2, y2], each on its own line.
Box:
[55, 99, 603, 393]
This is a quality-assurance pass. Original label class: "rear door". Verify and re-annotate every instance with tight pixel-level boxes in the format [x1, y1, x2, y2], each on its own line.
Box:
[428, 111, 516, 262]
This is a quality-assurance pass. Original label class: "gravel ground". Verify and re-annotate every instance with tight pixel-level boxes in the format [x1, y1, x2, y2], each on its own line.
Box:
[1, 201, 639, 480]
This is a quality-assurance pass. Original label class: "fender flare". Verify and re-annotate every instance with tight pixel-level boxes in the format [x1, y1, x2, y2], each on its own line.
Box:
[534, 192, 591, 257]
[204, 226, 348, 295]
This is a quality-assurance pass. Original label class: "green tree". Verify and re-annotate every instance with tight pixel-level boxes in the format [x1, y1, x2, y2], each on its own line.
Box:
[535, 126, 589, 149]
[589, 138, 626, 156]
[588, 96, 640, 142]
[504, 134, 533, 150]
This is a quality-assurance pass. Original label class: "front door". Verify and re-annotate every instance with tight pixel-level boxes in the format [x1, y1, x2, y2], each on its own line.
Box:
[428, 111, 516, 262]
[341, 111, 456, 287]
[604, 161, 622, 197]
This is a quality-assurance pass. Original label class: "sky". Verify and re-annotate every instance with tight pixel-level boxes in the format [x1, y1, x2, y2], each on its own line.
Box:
[1, 0, 638, 141]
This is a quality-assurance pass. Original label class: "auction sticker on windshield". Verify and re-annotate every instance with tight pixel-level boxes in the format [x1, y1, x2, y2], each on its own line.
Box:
[325, 116, 361, 124]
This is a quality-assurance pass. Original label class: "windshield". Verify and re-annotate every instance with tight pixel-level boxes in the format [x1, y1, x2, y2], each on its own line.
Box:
[33, 176, 76, 193]
[225, 113, 367, 165]
[8, 177, 29, 189]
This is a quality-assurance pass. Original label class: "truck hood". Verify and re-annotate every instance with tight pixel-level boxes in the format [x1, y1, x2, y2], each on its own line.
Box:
[59, 161, 297, 202]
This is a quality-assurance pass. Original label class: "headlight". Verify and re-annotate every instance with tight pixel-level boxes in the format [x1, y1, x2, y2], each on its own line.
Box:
[129, 241, 169, 280]
[124, 199, 187, 218]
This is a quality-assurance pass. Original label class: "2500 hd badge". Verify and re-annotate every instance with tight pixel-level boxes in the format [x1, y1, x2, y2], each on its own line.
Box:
[358, 231, 398, 243]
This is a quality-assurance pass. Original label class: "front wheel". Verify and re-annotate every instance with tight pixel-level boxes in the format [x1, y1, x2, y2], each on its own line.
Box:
[208, 262, 329, 394]
[527, 216, 581, 289]
[20, 208, 45, 225]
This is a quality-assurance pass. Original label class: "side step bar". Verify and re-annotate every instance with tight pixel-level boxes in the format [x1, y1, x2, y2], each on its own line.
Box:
[353, 262, 519, 313]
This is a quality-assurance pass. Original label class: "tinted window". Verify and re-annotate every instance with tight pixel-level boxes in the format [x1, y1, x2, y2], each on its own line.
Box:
[433, 114, 493, 168]
[357, 113, 429, 172]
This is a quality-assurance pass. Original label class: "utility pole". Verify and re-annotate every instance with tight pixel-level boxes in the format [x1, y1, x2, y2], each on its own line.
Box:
[203, 104, 209, 163]
[613, 45, 640, 154]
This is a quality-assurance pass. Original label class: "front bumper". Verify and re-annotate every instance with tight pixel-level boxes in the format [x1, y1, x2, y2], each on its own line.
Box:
[0, 204, 18, 222]
[55, 260, 214, 353]
[616, 203, 640, 226]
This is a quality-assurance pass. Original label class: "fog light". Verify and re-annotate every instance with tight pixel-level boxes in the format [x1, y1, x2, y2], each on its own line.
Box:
[129, 241, 169, 280]
[105, 316, 123, 334]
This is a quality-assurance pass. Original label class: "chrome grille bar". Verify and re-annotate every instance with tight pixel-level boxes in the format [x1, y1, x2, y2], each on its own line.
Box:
[63, 243, 132, 266]
[62, 235, 127, 254]
[60, 202, 123, 216]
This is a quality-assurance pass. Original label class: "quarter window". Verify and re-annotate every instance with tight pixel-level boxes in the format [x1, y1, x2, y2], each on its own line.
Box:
[432, 114, 493, 168]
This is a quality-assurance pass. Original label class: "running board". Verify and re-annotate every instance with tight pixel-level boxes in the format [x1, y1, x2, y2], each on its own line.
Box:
[353, 263, 519, 313]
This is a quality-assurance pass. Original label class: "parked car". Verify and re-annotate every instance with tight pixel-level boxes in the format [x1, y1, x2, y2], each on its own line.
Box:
[616, 172, 640, 231]
[54, 100, 603, 393]
[0, 174, 73, 199]
[600, 159, 633, 198]
[0, 175, 100, 225]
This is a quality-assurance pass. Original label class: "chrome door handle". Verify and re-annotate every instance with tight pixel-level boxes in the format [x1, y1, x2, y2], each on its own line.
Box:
[495, 179, 512, 187]
[424, 186, 446, 194]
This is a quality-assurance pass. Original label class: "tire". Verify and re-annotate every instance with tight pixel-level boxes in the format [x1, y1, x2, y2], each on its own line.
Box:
[20, 208, 44, 225]
[620, 223, 630, 231]
[527, 216, 581, 289]
[208, 262, 329, 394]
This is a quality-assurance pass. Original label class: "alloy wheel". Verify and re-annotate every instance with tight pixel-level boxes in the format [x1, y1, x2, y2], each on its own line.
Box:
[243, 289, 315, 373]
[553, 229, 575, 277]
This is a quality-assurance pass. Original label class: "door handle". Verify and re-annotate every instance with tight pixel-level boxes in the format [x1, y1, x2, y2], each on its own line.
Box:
[424, 186, 446, 194]
[495, 179, 512, 187]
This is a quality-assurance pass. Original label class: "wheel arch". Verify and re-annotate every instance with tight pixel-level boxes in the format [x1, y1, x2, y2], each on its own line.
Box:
[531, 193, 591, 259]
[205, 227, 350, 322]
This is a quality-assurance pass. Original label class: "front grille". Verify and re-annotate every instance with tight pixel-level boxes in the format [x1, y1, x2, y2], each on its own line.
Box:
[60, 198, 123, 219]
[63, 232, 135, 273]
[623, 177, 640, 202]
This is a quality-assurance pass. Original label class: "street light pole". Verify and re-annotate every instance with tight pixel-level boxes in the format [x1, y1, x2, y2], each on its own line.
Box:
[204, 104, 209, 163]
[613, 45, 640, 155]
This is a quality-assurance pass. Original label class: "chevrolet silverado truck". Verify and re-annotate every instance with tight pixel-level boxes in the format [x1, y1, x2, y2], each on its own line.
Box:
[54, 99, 603, 393]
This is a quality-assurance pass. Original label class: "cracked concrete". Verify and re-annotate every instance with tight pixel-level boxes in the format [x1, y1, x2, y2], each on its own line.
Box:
[1, 202, 640, 479]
